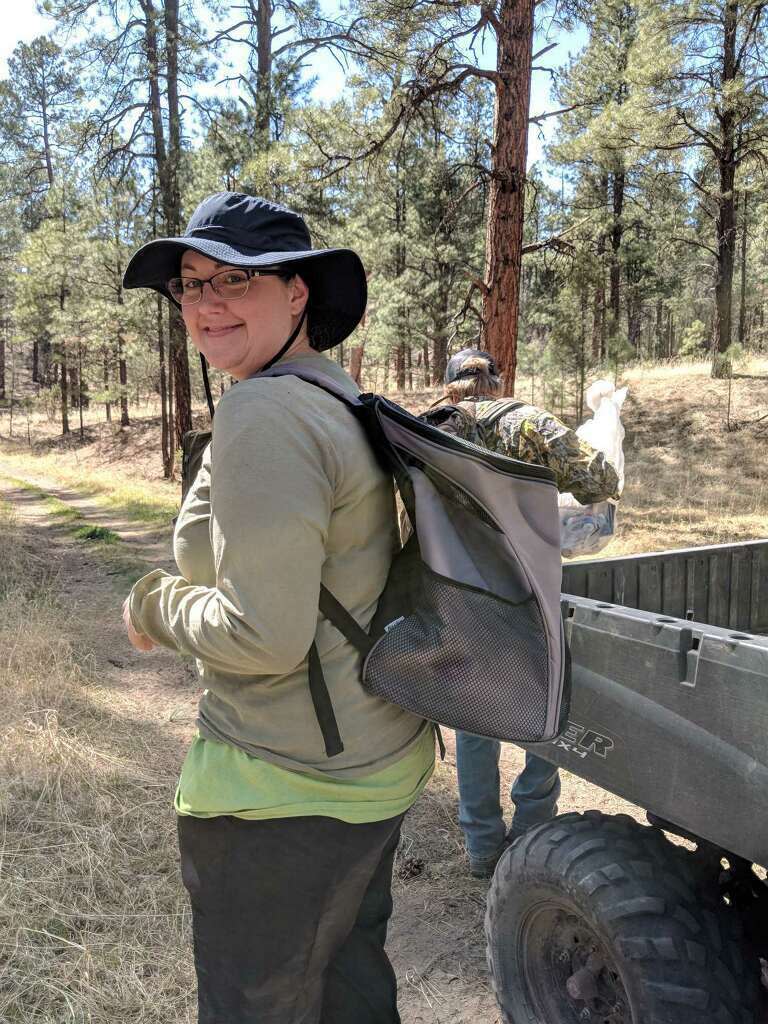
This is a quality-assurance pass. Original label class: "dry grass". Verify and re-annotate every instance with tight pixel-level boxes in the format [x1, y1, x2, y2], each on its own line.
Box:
[0, 504, 193, 1023]
[0, 449, 178, 524]
[609, 357, 768, 554]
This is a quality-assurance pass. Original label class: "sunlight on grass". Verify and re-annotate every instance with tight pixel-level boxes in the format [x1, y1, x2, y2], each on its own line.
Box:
[0, 503, 194, 1023]
[0, 451, 178, 523]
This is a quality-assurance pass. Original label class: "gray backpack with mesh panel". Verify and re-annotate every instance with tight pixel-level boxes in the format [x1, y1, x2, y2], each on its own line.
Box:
[256, 362, 571, 755]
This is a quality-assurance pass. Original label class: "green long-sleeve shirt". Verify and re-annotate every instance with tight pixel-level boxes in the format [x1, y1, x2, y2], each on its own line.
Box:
[129, 353, 429, 781]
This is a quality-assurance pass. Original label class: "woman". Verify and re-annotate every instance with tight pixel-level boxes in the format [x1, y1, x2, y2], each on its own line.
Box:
[427, 348, 620, 878]
[121, 192, 434, 1024]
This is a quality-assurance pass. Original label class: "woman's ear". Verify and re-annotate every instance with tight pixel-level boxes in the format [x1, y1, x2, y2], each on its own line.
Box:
[289, 274, 309, 316]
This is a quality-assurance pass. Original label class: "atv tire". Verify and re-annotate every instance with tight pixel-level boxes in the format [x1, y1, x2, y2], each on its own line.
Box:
[485, 811, 758, 1024]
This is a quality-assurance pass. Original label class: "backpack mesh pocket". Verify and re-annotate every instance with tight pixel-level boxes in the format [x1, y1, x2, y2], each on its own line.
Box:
[363, 564, 550, 742]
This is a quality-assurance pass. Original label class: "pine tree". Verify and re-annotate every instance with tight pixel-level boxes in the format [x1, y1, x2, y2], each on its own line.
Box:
[0, 37, 80, 224]
[647, 0, 768, 375]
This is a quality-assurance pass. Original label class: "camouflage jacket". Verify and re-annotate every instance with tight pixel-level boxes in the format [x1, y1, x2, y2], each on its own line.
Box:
[427, 398, 620, 505]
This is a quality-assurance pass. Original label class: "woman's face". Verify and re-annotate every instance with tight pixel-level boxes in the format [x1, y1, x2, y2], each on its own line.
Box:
[179, 250, 311, 379]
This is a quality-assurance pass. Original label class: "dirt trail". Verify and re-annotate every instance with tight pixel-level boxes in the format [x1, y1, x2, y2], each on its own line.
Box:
[0, 465, 505, 1023]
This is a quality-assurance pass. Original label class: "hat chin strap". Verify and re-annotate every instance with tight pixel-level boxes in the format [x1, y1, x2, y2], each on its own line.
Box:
[259, 305, 308, 372]
[199, 306, 309, 421]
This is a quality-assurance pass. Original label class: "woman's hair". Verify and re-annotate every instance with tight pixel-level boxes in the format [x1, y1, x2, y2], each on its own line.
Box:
[444, 356, 503, 403]
[278, 266, 317, 349]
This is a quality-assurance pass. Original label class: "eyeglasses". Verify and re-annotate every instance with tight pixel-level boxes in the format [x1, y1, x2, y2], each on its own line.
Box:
[167, 267, 286, 305]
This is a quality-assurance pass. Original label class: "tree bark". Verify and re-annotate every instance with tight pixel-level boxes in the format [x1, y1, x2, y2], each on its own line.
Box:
[431, 283, 450, 384]
[482, 0, 535, 393]
[655, 298, 664, 359]
[167, 343, 175, 476]
[58, 274, 69, 434]
[256, 0, 273, 142]
[593, 175, 609, 360]
[77, 342, 84, 440]
[40, 84, 55, 188]
[157, 295, 172, 476]
[349, 343, 365, 385]
[118, 331, 130, 427]
[609, 169, 625, 343]
[165, 0, 192, 436]
[627, 285, 641, 352]
[60, 338, 69, 435]
[69, 365, 79, 409]
[169, 313, 191, 446]
[712, 0, 738, 377]
[103, 347, 111, 422]
[144, 0, 192, 438]
[116, 275, 130, 427]
[738, 187, 748, 346]
[394, 343, 406, 391]
[578, 284, 587, 422]
[40, 337, 52, 385]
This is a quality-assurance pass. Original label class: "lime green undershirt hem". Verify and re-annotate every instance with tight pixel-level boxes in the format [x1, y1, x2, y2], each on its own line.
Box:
[174, 726, 435, 824]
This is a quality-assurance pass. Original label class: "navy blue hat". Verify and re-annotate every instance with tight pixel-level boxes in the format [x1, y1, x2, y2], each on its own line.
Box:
[444, 348, 500, 385]
[123, 192, 367, 351]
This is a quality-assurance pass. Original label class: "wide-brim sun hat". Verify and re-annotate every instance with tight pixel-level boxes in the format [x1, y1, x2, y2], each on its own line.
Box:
[123, 192, 367, 351]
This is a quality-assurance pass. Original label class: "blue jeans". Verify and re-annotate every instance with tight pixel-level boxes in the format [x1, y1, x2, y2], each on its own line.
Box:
[455, 731, 561, 861]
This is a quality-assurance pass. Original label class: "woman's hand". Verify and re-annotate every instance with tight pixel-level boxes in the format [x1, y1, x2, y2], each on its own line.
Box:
[122, 597, 156, 652]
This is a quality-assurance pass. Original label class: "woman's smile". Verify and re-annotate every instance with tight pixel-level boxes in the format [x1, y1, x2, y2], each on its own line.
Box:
[202, 322, 243, 338]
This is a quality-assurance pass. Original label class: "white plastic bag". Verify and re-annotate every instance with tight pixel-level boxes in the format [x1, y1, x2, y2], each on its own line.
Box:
[559, 380, 627, 558]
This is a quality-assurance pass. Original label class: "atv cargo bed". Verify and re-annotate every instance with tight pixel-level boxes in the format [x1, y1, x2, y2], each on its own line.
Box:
[523, 539, 768, 866]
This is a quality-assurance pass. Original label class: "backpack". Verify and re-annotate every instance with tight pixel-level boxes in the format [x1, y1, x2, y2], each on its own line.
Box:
[180, 363, 570, 755]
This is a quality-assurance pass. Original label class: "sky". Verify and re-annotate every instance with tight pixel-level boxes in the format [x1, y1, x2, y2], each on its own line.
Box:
[1, 1, 586, 167]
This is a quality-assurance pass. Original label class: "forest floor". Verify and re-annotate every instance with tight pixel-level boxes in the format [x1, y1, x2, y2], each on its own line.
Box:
[0, 357, 767, 1023]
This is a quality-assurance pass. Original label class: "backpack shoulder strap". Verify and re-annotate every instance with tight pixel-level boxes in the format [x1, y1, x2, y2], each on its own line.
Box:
[254, 361, 362, 409]
[254, 362, 381, 759]
[477, 398, 526, 431]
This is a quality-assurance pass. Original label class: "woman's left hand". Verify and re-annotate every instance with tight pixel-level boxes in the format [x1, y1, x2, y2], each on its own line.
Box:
[122, 597, 156, 652]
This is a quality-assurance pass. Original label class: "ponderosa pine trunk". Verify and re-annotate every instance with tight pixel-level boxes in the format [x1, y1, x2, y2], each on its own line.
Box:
[157, 295, 172, 476]
[104, 348, 112, 422]
[609, 169, 625, 346]
[0, 328, 5, 401]
[593, 174, 609, 361]
[482, 0, 535, 394]
[712, 0, 738, 377]
[256, 0, 272, 142]
[116, 279, 130, 427]
[738, 188, 748, 346]
[118, 332, 130, 427]
[394, 344, 406, 391]
[655, 298, 665, 359]
[349, 343, 364, 385]
[60, 338, 69, 435]
[431, 283, 450, 385]
[145, 0, 191, 444]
